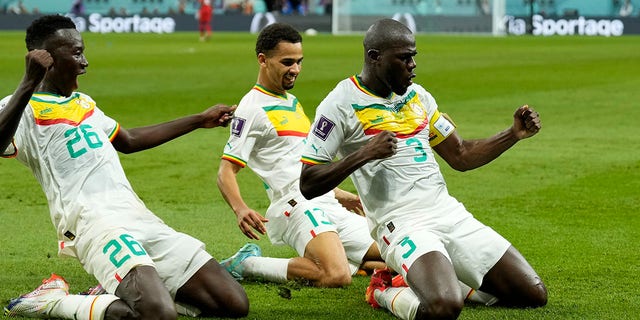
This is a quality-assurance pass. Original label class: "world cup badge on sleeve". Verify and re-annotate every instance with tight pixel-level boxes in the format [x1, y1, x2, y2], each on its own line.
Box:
[231, 117, 246, 137]
[312, 115, 335, 141]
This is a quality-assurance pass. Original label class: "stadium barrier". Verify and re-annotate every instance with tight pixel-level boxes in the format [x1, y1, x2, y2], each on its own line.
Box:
[1, 12, 640, 36]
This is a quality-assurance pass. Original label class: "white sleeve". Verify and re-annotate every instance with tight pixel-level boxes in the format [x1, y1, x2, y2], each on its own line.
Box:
[301, 91, 346, 165]
[221, 102, 266, 167]
[0, 95, 18, 157]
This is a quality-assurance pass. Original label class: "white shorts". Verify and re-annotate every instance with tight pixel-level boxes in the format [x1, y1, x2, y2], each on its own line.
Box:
[74, 210, 212, 297]
[375, 206, 510, 289]
[266, 192, 373, 270]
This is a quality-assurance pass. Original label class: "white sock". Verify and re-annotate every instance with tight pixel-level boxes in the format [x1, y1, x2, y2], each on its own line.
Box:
[374, 287, 420, 320]
[50, 294, 119, 320]
[459, 282, 499, 306]
[242, 256, 289, 283]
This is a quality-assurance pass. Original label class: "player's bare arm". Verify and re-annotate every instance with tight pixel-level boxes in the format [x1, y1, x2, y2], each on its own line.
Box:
[0, 49, 53, 151]
[112, 104, 236, 154]
[433, 105, 542, 172]
[217, 159, 268, 240]
[300, 130, 397, 200]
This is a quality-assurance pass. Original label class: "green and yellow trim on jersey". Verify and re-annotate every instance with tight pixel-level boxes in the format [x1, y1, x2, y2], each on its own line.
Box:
[350, 75, 393, 99]
[351, 89, 429, 139]
[30, 92, 95, 126]
[300, 155, 329, 166]
[221, 153, 247, 168]
[252, 84, 287, 100]
[108, 123, 121, 142]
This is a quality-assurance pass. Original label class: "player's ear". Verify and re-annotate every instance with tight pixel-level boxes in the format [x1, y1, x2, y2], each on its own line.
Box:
[367, 49, 380, 61]
[257, 52, 267, 65]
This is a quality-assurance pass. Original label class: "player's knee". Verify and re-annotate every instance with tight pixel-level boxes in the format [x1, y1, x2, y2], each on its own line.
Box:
[221, 292, 250, 318]
[105, 299, 177, 320]
[525, 280, 548, 308]
[416, 296, 463, 320]
[139, 299, 178, 320]
[199, 288, 249, 318]
[224, 300, 250, 318]
[317, 269, 352, 288]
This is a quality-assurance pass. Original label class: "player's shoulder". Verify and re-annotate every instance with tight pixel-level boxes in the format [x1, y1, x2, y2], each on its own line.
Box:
[322, 77, 355, 100]
[409, 83, 431, 96]
[0, 94, 12, 109]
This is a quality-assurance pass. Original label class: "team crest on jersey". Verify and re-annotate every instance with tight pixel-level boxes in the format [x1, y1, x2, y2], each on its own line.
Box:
[312, 115, 335, 141]
[231, 117, 246, 137]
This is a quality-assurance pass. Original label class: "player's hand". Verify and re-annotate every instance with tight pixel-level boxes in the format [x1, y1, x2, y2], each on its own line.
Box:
[512, 105, 541, 140]
[236, 208, 268, 240]
[362, 130, 397, 160]
[24, 49, 53, 85]
[200, 104, 237, 128]
[341, 196, 365, 216]
[334, 188, 365, 216]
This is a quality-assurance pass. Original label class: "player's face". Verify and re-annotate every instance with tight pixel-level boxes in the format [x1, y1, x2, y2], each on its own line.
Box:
[43, 28, 88, 96]
[260, 41, 303, 94]
[378, 35, 417, 96]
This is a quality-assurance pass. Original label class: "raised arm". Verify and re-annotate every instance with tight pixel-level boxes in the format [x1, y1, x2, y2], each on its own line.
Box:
[433, 105, 541, 171]
[217, 159, 268, 240]
[0, 50, 52, 151]
[300, 130, 398, 200]
[112, 104, 236, 154]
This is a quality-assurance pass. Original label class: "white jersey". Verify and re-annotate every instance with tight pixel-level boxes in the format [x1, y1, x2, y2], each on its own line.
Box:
[222, 84, 318, 201]
[301, 76, 458, 228]
[1, 92, 147, 256]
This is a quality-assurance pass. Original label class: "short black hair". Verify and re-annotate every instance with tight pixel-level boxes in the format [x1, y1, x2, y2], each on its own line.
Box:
[255, 23, 302, 57]
[25, 15, 77, 51]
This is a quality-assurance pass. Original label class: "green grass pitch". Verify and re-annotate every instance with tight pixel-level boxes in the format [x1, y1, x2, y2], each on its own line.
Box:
[0, 30, 639, 319]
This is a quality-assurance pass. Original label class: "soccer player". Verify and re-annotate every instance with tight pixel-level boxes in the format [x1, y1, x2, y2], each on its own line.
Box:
[0, 15, 246, 319]
[299, 19, 548, 319]
[198, 0, 213, 41]
[217, 23, 385, 287]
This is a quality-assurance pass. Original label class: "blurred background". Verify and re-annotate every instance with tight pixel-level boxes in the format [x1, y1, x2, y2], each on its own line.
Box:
[0, 1, 639, 35]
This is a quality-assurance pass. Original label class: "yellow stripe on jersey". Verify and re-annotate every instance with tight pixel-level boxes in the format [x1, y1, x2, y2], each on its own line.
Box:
[31, 93, 95, 126]
[262, 99, 311, 137]
[352, 90, 429, 139]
